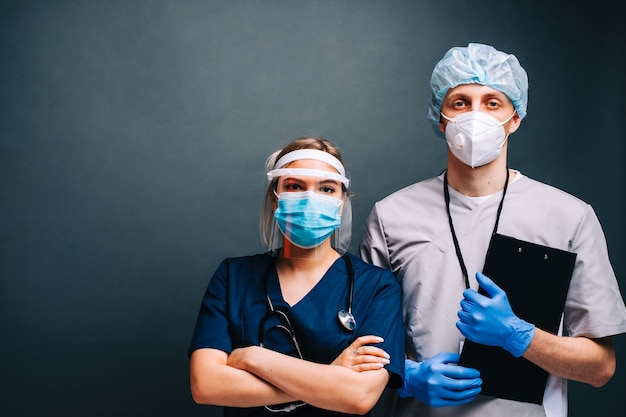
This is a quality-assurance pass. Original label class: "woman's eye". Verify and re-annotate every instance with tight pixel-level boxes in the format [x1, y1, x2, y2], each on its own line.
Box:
[320, 185, 337, 194]
[284, 183, 303, 191]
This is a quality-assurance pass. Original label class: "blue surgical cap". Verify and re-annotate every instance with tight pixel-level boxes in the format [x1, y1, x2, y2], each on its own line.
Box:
[428, 43, 528, 138]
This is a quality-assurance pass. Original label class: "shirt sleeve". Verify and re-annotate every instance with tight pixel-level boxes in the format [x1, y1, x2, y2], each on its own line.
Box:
[565, 205, 626, 338]
[188, 259, 234, 356]
[375, 272, 405, 389]
[352, 258, 405, 389]
[359, 203, 393, 270]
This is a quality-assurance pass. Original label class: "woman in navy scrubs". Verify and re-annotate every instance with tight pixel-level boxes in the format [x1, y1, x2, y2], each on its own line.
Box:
[188, 137, 404, 416]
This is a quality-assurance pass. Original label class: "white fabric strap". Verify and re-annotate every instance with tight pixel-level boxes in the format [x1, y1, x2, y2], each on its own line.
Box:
[273, 149, 346, 176]
[266, 168, 350, 187]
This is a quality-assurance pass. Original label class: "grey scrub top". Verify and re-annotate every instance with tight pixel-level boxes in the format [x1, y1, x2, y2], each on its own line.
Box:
[360, 172, 626, 417]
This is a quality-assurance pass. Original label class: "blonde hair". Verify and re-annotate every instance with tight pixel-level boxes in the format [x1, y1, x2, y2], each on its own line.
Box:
[260, 137, 349, 251]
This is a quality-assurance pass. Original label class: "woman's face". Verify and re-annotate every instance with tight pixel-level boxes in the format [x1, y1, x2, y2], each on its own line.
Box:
[275, 158, 343, 200]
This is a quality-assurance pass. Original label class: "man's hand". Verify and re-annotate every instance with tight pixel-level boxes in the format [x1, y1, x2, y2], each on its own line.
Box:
[398, 353, 482, 407]
[456, 272, 535, 357]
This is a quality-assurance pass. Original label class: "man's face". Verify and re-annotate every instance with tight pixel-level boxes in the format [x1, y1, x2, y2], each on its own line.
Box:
[439, 84, 520, 135]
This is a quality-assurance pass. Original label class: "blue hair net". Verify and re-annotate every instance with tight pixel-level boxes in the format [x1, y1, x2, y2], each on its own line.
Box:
[428, 43, 528, 138]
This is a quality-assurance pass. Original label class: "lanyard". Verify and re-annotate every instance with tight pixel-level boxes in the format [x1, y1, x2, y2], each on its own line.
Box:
[444, 169, 509, 289]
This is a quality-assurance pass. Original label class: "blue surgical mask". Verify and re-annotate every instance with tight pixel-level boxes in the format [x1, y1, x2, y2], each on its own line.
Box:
[274, 191, 342, 249]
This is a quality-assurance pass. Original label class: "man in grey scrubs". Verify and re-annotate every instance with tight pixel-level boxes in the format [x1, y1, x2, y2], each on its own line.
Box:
[359, 43, 626, 417]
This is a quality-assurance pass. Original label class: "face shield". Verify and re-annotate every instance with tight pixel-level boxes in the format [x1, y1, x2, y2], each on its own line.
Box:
[263, 149, 352, 257]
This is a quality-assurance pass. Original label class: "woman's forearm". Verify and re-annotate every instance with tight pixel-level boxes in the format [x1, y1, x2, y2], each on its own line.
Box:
[190, 348, 296, 407]
[229, 346, 389, 415]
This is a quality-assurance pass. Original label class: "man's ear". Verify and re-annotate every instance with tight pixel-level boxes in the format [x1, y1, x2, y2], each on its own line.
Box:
[507, 112, 522, 134]
[439, 115, 446, 134]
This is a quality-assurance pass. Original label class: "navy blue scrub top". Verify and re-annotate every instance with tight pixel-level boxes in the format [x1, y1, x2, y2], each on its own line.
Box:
[188, 252, 404, 417]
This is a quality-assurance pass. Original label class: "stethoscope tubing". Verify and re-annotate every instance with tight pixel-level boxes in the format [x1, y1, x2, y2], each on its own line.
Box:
[258, 254, 356, 413]
[260, 254, 356, 346]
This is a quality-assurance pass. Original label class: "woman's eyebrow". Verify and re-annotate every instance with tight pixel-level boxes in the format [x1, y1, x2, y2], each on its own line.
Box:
[318, 178, 341, 185]
[281, 177, 340, 185]
[281, 177, 305, 183]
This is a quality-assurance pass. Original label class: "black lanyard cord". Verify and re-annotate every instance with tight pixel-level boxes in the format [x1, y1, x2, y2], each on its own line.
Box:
[444, 169, 510, 289]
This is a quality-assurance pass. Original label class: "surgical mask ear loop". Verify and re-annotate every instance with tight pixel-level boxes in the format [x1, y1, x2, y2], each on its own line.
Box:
[500, 110, 517, 126]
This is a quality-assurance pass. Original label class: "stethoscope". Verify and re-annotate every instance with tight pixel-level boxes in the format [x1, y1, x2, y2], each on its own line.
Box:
[258, 254, 356, 412]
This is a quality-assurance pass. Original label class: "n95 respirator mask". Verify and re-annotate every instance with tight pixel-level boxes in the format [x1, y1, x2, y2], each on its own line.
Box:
[442, 111, 515, 168]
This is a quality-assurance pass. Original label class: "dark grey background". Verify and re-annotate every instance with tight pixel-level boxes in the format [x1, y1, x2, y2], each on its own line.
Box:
[1, 1, 624, 416]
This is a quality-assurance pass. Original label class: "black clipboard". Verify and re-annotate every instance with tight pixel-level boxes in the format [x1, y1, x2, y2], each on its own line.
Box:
[458, 233, 576, 404]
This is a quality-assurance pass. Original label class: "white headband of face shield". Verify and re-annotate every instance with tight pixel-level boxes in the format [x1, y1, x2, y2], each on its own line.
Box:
[266, 149, 350, 188]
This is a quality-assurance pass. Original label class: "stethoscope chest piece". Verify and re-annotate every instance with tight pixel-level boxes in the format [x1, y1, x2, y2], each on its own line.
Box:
[337, 309, 356, 331]
[337, 254, 356, 332]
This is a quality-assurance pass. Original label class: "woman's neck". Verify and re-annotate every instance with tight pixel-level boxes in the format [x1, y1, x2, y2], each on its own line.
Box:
[275, 241, 340, 305]
[277, 241, 339, 275]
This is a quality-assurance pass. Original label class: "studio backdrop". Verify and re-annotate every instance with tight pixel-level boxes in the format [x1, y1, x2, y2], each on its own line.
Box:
[1, 1, 624, 416]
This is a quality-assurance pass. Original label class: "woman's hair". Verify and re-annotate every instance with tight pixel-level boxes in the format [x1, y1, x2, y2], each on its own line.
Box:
[260, 136, 350, 252]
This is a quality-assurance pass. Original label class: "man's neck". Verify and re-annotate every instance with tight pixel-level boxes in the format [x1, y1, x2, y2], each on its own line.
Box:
[446, 154, 512, 197]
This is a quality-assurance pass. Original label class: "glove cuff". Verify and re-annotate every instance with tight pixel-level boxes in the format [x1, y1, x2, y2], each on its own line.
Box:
[399, 359, 424, 399]
[504, 318, 535, 357]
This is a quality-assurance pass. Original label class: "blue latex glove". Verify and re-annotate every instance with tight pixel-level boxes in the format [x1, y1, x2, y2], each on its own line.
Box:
[456, 272, 535, 357]
[398, 354, 482, 407]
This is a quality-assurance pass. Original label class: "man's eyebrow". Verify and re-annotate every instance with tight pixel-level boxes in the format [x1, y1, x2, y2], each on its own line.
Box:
[482, 92, 507, 100]
[445, 92, 467, 100]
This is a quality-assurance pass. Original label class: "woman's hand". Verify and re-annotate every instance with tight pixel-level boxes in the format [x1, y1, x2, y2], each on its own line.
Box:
[331, 335, 390, 371]
[226, 346, 258, 371]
